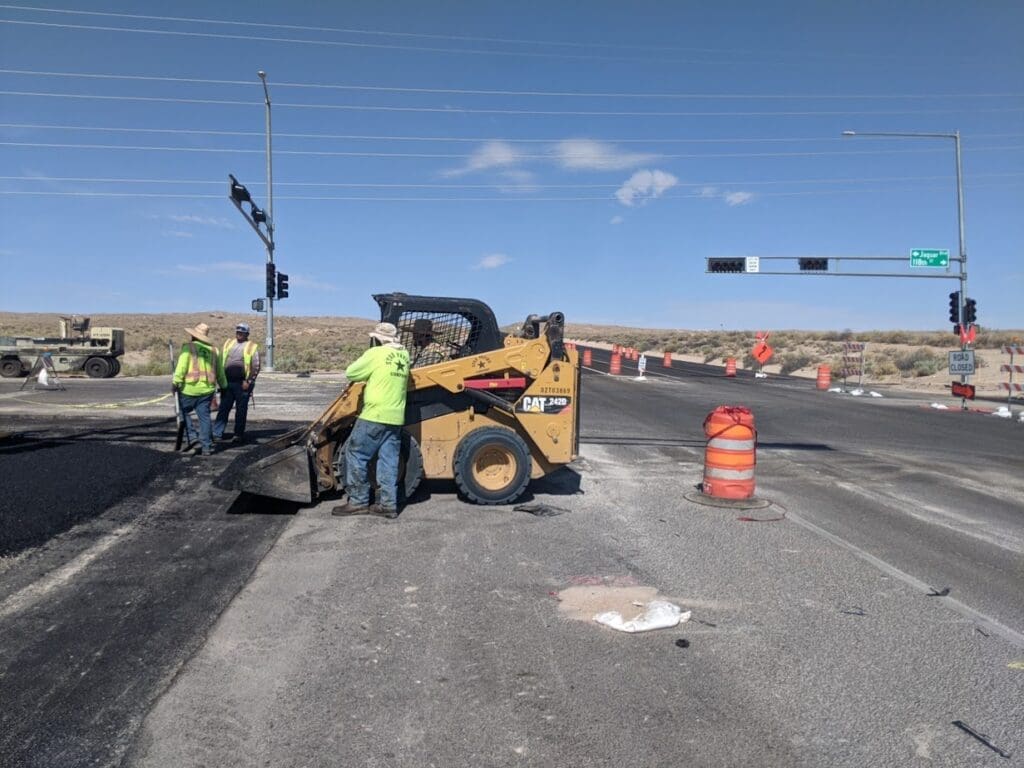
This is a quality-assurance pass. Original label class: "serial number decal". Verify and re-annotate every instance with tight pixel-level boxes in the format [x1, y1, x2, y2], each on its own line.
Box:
[515, 395, 571, 414]
[536, 386, 571, 395]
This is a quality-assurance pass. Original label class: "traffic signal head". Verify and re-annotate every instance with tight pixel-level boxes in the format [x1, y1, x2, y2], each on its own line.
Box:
[948, 291, 960, 323]
[706, 258, 745, 273]
[276, 271, 289, 300]
[265, 262, 276, 299]
[799, 258, 828, 271]
[229, 174, 251, 205]
[251, 206, 267, 225]
[963, 297, 976, 324]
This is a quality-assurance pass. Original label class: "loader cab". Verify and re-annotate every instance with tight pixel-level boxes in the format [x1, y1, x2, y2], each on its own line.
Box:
[373, 293, 504, 368]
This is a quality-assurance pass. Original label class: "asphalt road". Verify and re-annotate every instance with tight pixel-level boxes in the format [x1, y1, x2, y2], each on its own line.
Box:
[0, 362, 1021, 767]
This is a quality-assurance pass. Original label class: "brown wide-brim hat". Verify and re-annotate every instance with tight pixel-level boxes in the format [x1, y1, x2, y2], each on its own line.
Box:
[184, 322, 212, 345]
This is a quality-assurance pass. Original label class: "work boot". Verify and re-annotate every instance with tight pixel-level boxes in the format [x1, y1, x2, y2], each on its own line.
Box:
[331, 502, 371, 516]
[369, 504, 399, 520]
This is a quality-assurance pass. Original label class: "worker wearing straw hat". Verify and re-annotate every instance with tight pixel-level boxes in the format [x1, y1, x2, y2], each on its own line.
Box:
[172, 322, 227, 456]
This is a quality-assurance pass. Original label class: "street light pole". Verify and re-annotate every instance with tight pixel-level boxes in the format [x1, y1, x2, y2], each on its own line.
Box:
[258, 70, 275, 371]
[842, 129, 969, 402]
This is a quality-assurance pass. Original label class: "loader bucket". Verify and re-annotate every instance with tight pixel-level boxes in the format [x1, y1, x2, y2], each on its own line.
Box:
[227, 443, 315, 504]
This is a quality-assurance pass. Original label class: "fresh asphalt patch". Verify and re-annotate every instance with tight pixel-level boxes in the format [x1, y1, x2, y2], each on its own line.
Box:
[0, 418, 297, 768]
[0, 428, 171, 555]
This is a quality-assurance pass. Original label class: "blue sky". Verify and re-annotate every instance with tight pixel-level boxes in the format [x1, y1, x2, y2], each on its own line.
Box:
[1, 1, 1022, 330]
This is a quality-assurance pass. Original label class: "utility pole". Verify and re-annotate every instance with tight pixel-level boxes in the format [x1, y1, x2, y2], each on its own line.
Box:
[258, 70, 276, 371]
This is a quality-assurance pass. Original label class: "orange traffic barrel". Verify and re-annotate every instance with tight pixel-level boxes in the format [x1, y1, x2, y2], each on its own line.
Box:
[609, 352, 622, 375]
[582, 348, 592, 366]
[816, 365, 831, 390]
[662, 351, 672, 368]
[631, 348, 639, 361]
[702, 406, 756, 499]
[725, 358, 737, 377]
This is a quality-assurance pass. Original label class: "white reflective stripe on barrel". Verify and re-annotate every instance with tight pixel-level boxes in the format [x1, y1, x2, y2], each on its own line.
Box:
[707, 437, 756, 450]
[704, 466, 754, 479]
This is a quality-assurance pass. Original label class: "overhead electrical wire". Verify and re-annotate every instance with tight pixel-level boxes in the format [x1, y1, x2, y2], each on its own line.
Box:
[2, 173, 1020, 189]
[2, 90, 1020, 117]
[3, 123, 1021, 145]
[3, 140, 1021, 159]
[1, 69, 1018, 101]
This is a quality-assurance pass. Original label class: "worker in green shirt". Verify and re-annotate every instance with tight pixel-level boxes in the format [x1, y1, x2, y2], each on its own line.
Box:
[332, 322, 410, 519]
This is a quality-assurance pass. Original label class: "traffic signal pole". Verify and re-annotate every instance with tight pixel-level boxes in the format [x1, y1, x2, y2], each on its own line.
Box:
[259, 70, 275, 371]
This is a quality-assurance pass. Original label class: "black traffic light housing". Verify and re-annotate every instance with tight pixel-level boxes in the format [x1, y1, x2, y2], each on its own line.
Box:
[265, 262, 276, 299]
[963, 298, 976, 324]
[706, 258, 745, 273]
[799, 258, 828, 271]
[229, 174, 251, 206]
[948, 291, 960, 324]
[276, 271, 289, 300]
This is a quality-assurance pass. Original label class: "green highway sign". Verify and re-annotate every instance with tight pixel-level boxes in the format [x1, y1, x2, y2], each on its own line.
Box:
[910, 248, 949, 268]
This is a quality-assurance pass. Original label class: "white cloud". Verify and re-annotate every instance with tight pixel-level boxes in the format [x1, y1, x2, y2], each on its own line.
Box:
[163, 230, 194, 239]
[174, 260, 264, 280]
[698, 186, 719, 198]
[443, 141, 520, 177]
[724, 191, 754, 206]
[554, 139, 655, 171]
[610, 215, 624, 225]
[473, 253, 511, 270]
[615, 169, 679, 207]
[151, 213, 235, 229]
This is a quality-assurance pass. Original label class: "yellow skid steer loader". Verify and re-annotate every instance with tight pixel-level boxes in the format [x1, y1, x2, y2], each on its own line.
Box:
[228, 293, 581, 506]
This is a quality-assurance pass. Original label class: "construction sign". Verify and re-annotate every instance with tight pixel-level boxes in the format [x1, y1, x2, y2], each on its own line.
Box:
[752, 342, 773, 365]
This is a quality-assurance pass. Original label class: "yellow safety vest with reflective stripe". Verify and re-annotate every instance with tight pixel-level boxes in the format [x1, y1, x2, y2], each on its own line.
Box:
[173, 341, 227, 396]
[222, 339, 259, 380]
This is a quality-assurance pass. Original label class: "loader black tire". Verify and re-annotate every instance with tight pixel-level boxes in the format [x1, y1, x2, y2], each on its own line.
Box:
[453, 427, 531, 505]
[84, 357, 111, 379]
[107, 358, 121, 377]
[335, 430, 424, 506]
[1, 358, 23, 378]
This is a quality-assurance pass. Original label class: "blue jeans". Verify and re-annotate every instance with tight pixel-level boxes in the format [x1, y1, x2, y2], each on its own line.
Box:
[344, 418, 401, 509]
[214, 381, 252, 439]
[179, 392, 214, 452]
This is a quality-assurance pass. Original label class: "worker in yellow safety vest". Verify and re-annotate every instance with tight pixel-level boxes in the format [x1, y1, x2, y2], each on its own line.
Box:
[172, 322, 228, 456]
[214, 322, 261, 444]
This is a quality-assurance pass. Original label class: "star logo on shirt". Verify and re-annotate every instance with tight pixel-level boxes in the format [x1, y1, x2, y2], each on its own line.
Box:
[394, 360, 406, 372]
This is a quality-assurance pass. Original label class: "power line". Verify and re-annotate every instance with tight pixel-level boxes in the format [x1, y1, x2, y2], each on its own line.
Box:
[0, 19, 732, 65]
[4, 122, 1021, 144]
[3, 173, 1021, 189]
[3, 90, 1021, 117]
[0, 5, 996, 65]
[2, 68, 1019, 101]
[3, 140, 1022, 159]
[1, 182, 1017, 202]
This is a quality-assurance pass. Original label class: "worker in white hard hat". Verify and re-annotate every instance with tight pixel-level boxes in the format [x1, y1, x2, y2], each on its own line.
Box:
[214, 322, 260, 444]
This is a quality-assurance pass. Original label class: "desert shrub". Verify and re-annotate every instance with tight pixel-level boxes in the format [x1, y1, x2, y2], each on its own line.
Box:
[867, 356, 898, 377]
[778, 352, 815, 375]
[893, 348, 943, 377]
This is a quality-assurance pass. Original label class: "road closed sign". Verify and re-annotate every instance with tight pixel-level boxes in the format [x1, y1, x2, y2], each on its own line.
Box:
[948, 350, 976, 375]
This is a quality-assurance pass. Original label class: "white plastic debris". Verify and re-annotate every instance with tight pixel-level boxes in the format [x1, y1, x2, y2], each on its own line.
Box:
[594, 600, 691, 633]
[850, 388, 864, 396]
[869, 391, 883, 398]
[37, 367, 49, 387]
[828, 387, 843, 393]
[993, 406, 1012, 419]
[930, 403, 949, 410]
[754, 372, 768, 379]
